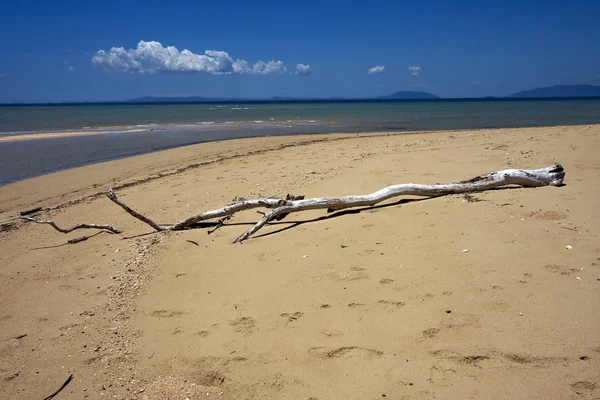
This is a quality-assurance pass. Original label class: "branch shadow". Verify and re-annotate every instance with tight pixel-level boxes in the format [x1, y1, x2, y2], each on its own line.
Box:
[252, 196, 437, 240]
[120, 185, 553, 241]
[30, 231, 110, 250]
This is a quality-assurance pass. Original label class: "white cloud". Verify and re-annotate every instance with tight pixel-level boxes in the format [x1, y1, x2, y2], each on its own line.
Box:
[295, 64, 312, 76]
[368, 65, 385, 74]
[409, 65, 422, 76]
[91, 40, 289, 75]
[68, 66, 75, 71]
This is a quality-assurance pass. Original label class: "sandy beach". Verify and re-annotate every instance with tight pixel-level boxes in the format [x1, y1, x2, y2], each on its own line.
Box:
[1, 125, 599, 399]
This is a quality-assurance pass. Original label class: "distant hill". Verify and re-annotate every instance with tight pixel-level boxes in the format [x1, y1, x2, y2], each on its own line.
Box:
[128, 92, 442, 102]
[377, 91, 439, 100]
[509, 84, 600, 98]
[129, 96, 241, 102]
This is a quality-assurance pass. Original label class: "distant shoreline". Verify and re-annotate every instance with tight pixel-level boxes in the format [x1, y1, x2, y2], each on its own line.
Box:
[2, 95, 600, 107]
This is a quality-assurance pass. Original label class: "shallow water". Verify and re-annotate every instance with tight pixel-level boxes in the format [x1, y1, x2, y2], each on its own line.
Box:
[1, 99, 599, 185]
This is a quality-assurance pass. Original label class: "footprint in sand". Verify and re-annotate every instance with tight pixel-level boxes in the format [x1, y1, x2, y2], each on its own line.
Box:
[150, 310, 186, 318]
[280, 312, 303, 324]
[331, 267, 369, 282]
[308, 346, 383, 359]
[544, 264, 578, 276]
[347, 302, 367, 308]
[229, 316, 256, 334]
[321, 330, 344, 338]
[525, 210, 566, 220]
[571, 381, 598, 396]
[378, 300, 406, 310]
[422, 328, 440, 338]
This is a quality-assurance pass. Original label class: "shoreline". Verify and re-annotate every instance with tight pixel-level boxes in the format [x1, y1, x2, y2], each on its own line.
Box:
[1, 124, 599, 399]
[1, 120, 598, 143]
[1, 122, 599, 187]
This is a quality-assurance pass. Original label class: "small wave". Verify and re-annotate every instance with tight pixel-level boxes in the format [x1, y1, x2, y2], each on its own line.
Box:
[231, 107, 242, 110]
[253, 120, 264, 123]
[198, 121, 215, 125]
[243, 107, 250, 110]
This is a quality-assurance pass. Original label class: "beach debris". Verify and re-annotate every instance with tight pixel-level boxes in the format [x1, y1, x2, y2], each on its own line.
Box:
[462, 249, 469, 253]
[19, 206, 43, 216]
[186, 239, 199, 246]
[303, 255, 309, 258]
[34, 165, 565, 243]
[576, 277, 582, 280]
[207, 216, 231, 235]
[67, 236, 89, 244]
[566, 245, 573, 250]
[21, 216, 121, 234]
[519, 312, 523, 316]
[42, 374, 73, 400]
[560, 226, 580, 232]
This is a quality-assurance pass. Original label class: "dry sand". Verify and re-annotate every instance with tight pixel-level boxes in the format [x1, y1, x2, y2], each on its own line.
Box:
[1, 125, 599, 399]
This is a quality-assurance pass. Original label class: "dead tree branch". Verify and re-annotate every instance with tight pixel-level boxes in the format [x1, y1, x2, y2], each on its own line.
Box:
[233, 164, 565, 242]
[107, 188, 165, 231]
[103, 164, 564, 243]
[21, 217, 121, 234]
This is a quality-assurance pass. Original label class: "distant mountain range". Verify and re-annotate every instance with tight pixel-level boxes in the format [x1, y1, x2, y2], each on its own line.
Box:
[129, 86, 600, 104]
[130, 90, 440, 103]
[376, 91, 439, 100]
[509, 84, 600, 98]
[76, 84, 600, 105]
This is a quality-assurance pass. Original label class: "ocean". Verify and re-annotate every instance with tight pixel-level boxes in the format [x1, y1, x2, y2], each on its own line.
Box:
[1, 98, 599, 185]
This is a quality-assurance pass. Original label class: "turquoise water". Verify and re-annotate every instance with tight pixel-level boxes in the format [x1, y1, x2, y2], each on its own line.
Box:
[0, 99, 599, 185]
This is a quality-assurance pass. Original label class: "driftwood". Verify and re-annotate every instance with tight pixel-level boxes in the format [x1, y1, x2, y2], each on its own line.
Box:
[21, 216, 121, 234]
[19, 206, 43, 216]
[43, 374, 74, 400]
[104, 164, 565, 243]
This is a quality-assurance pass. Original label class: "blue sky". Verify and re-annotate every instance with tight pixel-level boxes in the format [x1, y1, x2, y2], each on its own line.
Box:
[1, 0, 599, 103]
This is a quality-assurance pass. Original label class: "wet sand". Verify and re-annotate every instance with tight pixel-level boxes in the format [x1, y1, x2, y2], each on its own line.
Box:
[1, 125, 599, 399]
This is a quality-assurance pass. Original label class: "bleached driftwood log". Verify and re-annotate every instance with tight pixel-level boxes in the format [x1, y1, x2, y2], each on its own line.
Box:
[21, 216, 121, 234]
[105, 164, 565, 243]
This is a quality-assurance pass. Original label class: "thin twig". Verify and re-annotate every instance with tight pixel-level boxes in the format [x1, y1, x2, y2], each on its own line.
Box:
[22, 217, 121, 234]
[208, 216, 231, 235]
[560, 226, 579, 232]
[43, 374, 73, 400]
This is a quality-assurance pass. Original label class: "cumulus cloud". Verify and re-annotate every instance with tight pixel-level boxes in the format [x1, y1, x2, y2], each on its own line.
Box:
[295, 64, 312, 76]
[91, 40, 289, 75]
[68, 66, 75, 71]
[368, 65, 385, 74]
[409, 65, 422, 76]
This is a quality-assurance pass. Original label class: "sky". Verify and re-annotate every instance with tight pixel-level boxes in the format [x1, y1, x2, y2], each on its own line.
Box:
[1, 0, 599, 103]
